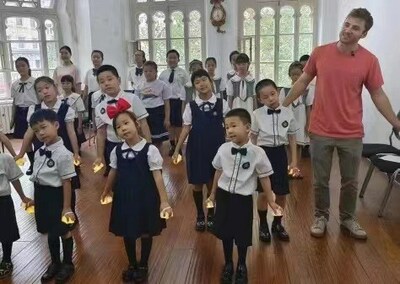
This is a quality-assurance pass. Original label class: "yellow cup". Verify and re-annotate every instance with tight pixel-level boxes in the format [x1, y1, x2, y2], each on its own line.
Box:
[100, 195, 113, 205]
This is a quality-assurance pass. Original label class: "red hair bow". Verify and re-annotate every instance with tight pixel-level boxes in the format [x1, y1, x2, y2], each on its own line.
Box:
[106, 98, 131, 119]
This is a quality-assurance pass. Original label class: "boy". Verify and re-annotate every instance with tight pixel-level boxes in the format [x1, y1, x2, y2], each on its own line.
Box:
[209, 108, 281, 284]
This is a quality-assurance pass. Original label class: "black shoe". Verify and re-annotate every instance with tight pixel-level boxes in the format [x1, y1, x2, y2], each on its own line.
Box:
[235, 264, 248, 284]
[271, 222, 290, 241]
[206, 215, 214, 232]
[0, 261, 13, 279]
[195, 216, 206, 232]
[41, 263, 60, 282]
[26, 166, 33, 176]
[55, 263, 74, 284]
[220, 262, 233, 284]
[122, 265, 136, 282]
[259, 225, 271, 243]
[133, 265, 148, 283]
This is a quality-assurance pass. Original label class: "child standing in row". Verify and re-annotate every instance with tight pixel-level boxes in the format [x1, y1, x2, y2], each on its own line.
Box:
[0, 154, 32, 279]
[205, 57, 226, 99]
[173, 69, 229, 231]
[251, 79, 298, 243]
[29, 109, 77, 283]
[158, 50, 189, 156]
[226, 50, 239, 81]
[184, 59, 203, 103]
[127, 50, 146, 92]
[101, 110, 172, 283]
[209, 108, 281, 284]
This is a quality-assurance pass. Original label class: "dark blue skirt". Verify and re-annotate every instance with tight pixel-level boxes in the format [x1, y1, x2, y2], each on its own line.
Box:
[169, 98, 183, 127]
[146, 106, 168, 143]
[14, 106, 29, 139]
[74, 118, 87, 147]
[0, 195, 20, 242]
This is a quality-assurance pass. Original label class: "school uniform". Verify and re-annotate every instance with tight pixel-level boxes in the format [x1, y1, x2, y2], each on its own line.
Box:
[91, 90, 105, 112]
[30, 138, 76, 236]
[63, 93, 87, 146]
[212, 141, 274, 246]
[251, 106, 298, 195]
[182, 94, 229, 184]
[226, 70, 235, 81]
[279, 86, 315, 145]
[127, 65, 146, 92]
[95, 91, 148, 172]
[84, 68, 100, 121]
[226, 74, 255, 114]
[159, 67, 189, 127]
[212, 76, 226, 100]
[109, 139, 166, 238]
[0, 154, 23, 243]
[11, 77, 39, 138]
[137, 79, 171, 143]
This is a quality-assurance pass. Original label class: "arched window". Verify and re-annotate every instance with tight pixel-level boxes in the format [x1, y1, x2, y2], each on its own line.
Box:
[0, 1, 59, 98]
[239, 1, 316, 86]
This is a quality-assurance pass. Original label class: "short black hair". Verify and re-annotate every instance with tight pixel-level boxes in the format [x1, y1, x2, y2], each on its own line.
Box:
[205, 57, 217, 66]
[191, 69, 212, 86]
[34, 76, 56, 93]
[229, 50, 240, 63]
[59, 45, 72, 55]
[29, 109, 58, 127]
[255, 79, 278, 96]
[299, 54, 310, 62]
[96, 64, 119, 80]
[235, 53, 250, 64]
[166, 49, 180, 59]
[288, 61, 303, 75]
[143, 60, 158, 72]
[91, 50, 104, 60]
[225, 108, 251, 125]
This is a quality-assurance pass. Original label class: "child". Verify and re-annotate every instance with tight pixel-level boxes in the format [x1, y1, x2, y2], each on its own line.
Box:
[280, 61, 314, 176]
[184, 59, 203, 103]
[226, 50, 239, 81]
[14, 76, 81, 190]
[205, 57, 226, 99]
[93, 65, 151, 175]
[127, 50, 146, 92]
[29, 109, 77, 283]
[0, 153, 32, 279]
[137, 60, 171, 148]
[173, 69, 229, 232]
[208, 108, 281, 284]
[10, 57, 39, 174]
[101, 110, 172, 283]
[226, 53, 256, 114]
[61, 75, 87, 148]
[158, 49, 189, 156]
[251, 79, 298, 243]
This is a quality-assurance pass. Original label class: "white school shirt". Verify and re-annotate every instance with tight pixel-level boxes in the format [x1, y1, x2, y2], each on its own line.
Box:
[226, 70, 236, 81]
[30, 138, 76, 187]
[0, 153, 23, 196]
[11, 77, 39, 107]
[95, 91, 148, 143]
[63, 93, 85, 118]
[137, 79, 172, 108]
[91, 90, 105, 110]
[212, 76, 226, 99]
[84, 68, 100, 93]
[182, 94, 230, 126]
[212, 141, 274, 196]
[109, 138, 163, 170]
[127, 65, 146, 91]
[159, 66, 188, 101]
[27, 99, 76, 123]
[226, 74, 255, 114]
[251, 105, 298, 147]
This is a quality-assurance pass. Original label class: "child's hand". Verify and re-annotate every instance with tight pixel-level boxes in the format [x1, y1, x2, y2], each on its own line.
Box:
[73, 154, 81, 166]
[61, 208, 76, 224]
[268, 202, 283, 216]
[14, 153, 24, 161]
[160, 202, 173, 219]
[205, 196, 215, 208]
[100, 190, 112, 204]
[172, 152, 182, 164]
[93, 157, 104, 167]
[22, 197, 34, 208]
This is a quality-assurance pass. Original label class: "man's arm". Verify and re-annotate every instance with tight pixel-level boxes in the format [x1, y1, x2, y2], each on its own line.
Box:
[370, 87, 400, 130]
[282, 73, 314, 107]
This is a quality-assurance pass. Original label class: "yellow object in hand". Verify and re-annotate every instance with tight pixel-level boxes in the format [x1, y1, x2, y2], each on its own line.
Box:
[16, 158, 26, 167]
[21, 202, 35, 214]
[173, 154, 182, 165]
[61, 215, 75, 225]
[100, 195, 113, 205]
[205, 198, 214, 209]
[160, 207, 173, 219]
[93, 163, 104, 173]
[74, 159, 81, 166]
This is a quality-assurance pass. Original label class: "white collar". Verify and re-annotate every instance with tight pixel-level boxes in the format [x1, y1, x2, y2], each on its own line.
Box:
[105, 90, 124, 101]
[195, 94, 217, 105]
[42, 99, 62, 110]
[231, 73, 254, 82]
[231, 139, 251, 149]
[45, 137, 64, 151]
[121, 138, 147, 151]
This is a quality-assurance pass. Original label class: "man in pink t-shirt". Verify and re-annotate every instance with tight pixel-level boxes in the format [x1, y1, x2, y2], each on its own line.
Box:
[283, 8, 400, 240]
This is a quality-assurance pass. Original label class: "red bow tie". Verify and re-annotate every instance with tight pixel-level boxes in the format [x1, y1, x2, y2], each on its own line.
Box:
[106, 98, 131, 119]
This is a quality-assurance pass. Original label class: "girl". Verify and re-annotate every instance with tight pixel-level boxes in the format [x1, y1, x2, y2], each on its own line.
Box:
[84, 50, 103, 125]
[226, 53, 256, 114]
[127, 50, 146, 92]
[101, 110, 172, 283]
[226, 50, 239, 81]
[137, 61, 171, 148]
[184, 59, 203, 103]
[61, 75, 87, 148]
[10, 57, 38, 174]
[279, 61, 314, 178]
[173, 69, 229, 232]
[0, 154, 32, 279]
[205, 57, 226, 99]
[53, 46, 81, 96]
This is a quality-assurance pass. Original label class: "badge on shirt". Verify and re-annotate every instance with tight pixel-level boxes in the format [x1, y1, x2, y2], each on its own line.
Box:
[282, 121, 289, 128]
[100, 107, 105, 114]
[47, 159, 55, 168]
[242, 162, 250, 169]
[213, 111, 218, 116]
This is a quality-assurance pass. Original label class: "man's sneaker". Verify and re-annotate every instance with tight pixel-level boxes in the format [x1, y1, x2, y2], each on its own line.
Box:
[0, 261, 13, 279]
[340, 218, 367, 240]
[310, 216, 328, 238]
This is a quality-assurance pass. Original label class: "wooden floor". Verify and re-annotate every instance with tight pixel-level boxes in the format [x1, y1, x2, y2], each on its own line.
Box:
[1, 138, 400, 284]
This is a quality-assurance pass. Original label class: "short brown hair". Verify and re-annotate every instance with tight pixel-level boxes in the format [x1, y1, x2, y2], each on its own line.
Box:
[347, 8, 373, 32]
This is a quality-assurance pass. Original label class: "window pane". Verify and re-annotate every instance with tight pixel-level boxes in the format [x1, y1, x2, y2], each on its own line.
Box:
[243, 8, 255, 36]
[299, 34, 313, 58]
[47, 42, 58, 70]
[279, 35, 294, 61]
[6, 17, 39, 40]
[189, 11, 201, 37]
[138, 40, 149, 59]
[300, 5, 313, 33]
[260, 36, 274, 62]
[189, 38, 201, 62]
[171, 39, 185, 64]
[45, 19, 56, 40]
[170, 11, 184, 38]
[242, 37, 255, 62]
[41, 0, 54, 8]
[10, 42, 42, 70]
[153, 40, 166, 66]
[260, 7, 275, 36]
[137, 0, 147, 2]
[22, 2, 37, 7]
[152, 12, 166, 39]
[278, 62, 291, 87]
[279, 6, 294, 34]
[5, 1, 19, 6]
[138, 13, 148, 39]
[260, 63, 274, 81]
[0, 73, 9, 98]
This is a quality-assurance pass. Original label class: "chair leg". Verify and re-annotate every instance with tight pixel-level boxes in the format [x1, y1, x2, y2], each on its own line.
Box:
[359, 163, 374, 198]
[378, 173, 395, 217]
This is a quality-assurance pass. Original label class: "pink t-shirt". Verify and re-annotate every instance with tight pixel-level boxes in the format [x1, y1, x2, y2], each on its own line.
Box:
[304, 42, 384, 138]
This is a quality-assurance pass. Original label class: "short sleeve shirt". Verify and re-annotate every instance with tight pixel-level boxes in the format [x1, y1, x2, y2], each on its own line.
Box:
[0, 153, 23, 196]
